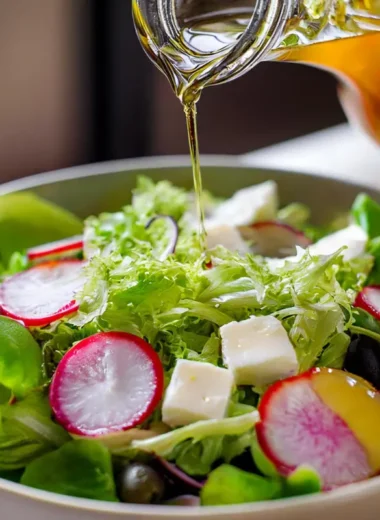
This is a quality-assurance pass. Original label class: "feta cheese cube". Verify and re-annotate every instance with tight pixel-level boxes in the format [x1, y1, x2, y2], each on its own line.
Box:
[308, 224, 367, 261]
[206, 224, 250, 254]
[207, 181, 278, 228]
[162, 359, 234, 427]
[220, 315, 298, 386]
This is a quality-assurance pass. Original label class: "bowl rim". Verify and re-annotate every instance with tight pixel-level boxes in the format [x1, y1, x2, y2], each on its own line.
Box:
[1, 154, 380, 516]
[2, 467, 380, 517]
[0, 153, 374, 196]
[0, 155, 245, 194]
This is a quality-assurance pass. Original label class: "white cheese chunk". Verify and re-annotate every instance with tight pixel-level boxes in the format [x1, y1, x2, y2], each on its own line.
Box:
[206, 224, 250, 254]
[220, 315, 299, 387]
[162, 359, 234, 427]
[308, 224, 367, 261]
[207, 181, 278, 228]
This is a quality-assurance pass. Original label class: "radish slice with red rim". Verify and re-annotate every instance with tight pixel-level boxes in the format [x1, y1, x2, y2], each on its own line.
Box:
[0, 260, 85, 326]
[354, 286, 380, 320]
[145, 215, 179, 261]
[49, 332, 164, 437]
[27, 235, 83, 262]
[239, 221, 311, 258]
[255, 368, 376, 490]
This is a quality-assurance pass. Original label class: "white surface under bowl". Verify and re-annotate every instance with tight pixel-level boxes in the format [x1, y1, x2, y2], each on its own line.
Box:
[1, 156, 379, 520]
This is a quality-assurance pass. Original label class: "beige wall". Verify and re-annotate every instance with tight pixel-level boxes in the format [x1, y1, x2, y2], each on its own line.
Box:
[0, 0, 90, 181]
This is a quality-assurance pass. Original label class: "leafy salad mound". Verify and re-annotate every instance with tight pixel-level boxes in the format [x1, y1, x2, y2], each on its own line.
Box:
[0, 177, 380, 506]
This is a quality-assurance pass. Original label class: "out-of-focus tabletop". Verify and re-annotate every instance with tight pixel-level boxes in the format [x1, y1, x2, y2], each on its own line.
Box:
[241, 124, 380, 188]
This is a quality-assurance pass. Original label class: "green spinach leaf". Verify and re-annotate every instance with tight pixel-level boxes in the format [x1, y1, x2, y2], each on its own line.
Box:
[0, 192, 82, 264]
[21, 439, 118, 502]
[352, 193, 380, 239]
[0, 316, 43, 397]
[0, 392, 69, 470]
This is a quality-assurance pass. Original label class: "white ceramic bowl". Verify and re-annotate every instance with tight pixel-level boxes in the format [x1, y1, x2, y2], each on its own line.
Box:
[1, 156, 379, 520]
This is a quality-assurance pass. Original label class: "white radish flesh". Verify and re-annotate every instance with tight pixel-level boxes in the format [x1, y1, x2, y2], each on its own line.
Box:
[49, 332, 164, 437]
[0, 260, 85, 326]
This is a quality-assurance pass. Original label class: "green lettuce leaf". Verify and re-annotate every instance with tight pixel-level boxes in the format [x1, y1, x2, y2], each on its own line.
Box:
[353, 307, 380, 334]
[3, 251, 28, 277]
[132, 176, 189, 222]
[277, 203, 310, 227]
[283, 465, 321, 498]
[251, 436, 278, 477]
[367, 237, 380, 285]
[21, 439, 118, 501]
[0, 192, 82, 265]
[0, 385, 11, 405]
[0, 392, 70, 470]
[167, 430, 254, 476]
[316, 332, 350, 369]
[0, 316, 43, 397]
[285, 301, 345, 372]
[228, 387, 258, 417]
[201, 464, 321, 506]
[201, 465, 283, 505]
[336, 255, 373, 294]
[352, 193, 380, 239]
[186, 335, 220, 365]
[131, 412, 258, 458]
[350, 307, 380, 342]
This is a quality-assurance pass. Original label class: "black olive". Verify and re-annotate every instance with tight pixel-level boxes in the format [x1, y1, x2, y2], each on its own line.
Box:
[343, 334, 380, 390]
[117, 463, 165, 504]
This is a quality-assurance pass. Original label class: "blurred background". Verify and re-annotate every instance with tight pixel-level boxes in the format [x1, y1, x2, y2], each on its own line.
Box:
[0, 0, 346, 182]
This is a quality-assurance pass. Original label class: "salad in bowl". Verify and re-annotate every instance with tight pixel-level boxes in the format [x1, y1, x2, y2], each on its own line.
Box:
[1, 175, 380, 507]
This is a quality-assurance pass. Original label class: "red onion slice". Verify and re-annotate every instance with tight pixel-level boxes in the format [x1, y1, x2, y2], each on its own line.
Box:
[145, 216, 179, 261]
[157, 457, 204, 490]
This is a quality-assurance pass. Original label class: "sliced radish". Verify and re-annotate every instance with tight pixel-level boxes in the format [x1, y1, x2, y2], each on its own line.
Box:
[256, 368, 377, 490]
[27, 235, 83, 262]
[354, 286, 380, 320]
[49, 332, 164, 437]
[239, 221, 311, 258]
[0, 260, 85, 326]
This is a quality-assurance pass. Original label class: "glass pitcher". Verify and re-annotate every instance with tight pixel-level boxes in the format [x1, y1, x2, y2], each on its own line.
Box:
[133, 0, 380, 141]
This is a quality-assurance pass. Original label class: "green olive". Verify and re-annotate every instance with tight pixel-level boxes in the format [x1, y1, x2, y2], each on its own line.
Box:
[117, 463, 165, 504]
